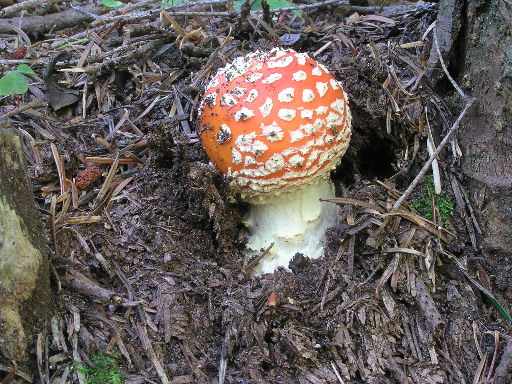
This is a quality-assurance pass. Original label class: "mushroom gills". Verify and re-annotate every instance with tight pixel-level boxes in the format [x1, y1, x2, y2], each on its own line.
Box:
[244, 177, 337, 275]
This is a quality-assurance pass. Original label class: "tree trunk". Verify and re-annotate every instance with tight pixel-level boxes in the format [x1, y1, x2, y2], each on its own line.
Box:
[459, 0, 512, 258]
[432, 0, 512, 260]
[431, 2, 511, 382]
[0, 129, 52, 366]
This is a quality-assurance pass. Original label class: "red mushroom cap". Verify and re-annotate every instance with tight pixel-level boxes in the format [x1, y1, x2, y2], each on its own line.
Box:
[198, 48, 351, 201]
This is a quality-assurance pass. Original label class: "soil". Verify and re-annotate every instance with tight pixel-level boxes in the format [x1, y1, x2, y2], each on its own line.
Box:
[0, 1, 511, 383]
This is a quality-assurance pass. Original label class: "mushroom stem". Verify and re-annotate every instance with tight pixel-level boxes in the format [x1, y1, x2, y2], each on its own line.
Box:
[244, 177, 337, 275]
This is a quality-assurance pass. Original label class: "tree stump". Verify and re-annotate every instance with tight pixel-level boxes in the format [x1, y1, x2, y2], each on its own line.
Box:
[0, 130, 52, 365]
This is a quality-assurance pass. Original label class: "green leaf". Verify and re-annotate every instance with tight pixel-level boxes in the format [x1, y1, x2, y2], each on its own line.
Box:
[101, 0, 124, 8]
[16, 64, 35, 75]
[449, 254, 512, 323]
[233, 0, 296, 11]
[0, 71, 29, 95]
[264, 0, 297, 10]
[487, 294, 512, 322]
[232, 0, 244, 10]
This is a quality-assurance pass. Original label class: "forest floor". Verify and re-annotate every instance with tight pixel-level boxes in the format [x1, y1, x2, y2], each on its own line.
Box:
[1, 0, 511, 383]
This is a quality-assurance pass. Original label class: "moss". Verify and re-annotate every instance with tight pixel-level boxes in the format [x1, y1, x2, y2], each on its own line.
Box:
[75, 353, 124, 384]
[413, 175, 454, 227]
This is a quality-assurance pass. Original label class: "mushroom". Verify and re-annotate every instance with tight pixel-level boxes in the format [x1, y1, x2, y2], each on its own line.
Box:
[198, 48, 351, 274]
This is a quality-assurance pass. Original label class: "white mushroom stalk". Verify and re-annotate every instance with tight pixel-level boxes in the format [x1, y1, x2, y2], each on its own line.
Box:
[197, 48, 352, 274]
[243, 178, 337, 274]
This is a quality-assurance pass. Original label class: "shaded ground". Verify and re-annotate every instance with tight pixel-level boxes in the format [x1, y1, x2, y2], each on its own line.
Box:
[0, 0, 511, 383]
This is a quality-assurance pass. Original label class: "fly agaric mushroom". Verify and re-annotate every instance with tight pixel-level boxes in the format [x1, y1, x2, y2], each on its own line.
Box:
[198, 48, 351, 274]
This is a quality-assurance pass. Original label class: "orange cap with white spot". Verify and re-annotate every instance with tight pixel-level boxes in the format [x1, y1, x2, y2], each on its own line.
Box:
[198, 48, 351, 201]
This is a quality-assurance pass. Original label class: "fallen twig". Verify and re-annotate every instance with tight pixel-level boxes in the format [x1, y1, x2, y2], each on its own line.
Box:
[243, 243, 274, 272]
[485, 331, 501, 384]
[135, 323, 171, 384]
[75, 37, 173, 76]
[0, 98, 47, 120]
[192, 33, 233, 87]
[0, 0, 61, 18]
[433, 28, 466, 100]
[62, 270, 125, 304]
[392, 98, 475, 212]
[0, 5, 103, 34]
[494, 336, 512, 384]
[0, 362, 32, 382]
[92, 0, 349, 27]
[246, 0, 349, 13]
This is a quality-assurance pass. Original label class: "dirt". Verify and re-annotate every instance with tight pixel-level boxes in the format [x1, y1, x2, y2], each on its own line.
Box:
[0, 1, 511, 383]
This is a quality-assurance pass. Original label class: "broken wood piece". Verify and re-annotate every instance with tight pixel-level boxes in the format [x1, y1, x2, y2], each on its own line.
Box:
[85, 156, 143, 164]
[61, 270, 125, 305]
[135, 323, 171, 384]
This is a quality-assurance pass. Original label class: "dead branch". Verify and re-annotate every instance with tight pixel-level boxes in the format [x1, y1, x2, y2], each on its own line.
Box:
[0, 362, 32, 382]
[0, 98, 47, 120]
[192, 33, 233, 87]
[76, 37, 173, 76]
[352, 3, 437, 17]
[61, 270, 126, 304]
[391, 97, 475, 212]
[3, 24, 32, 46]
[0, 5, 103, 34]
[92, 0, 350, 28]
[391, 23, 474, 212]
[251, 0, 349, 12]
[433, 28, 466, 100]
[0, 0, 61, 18]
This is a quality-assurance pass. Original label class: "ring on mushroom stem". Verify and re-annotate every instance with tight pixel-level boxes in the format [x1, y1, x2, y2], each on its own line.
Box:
[198, 47, 352, 275]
